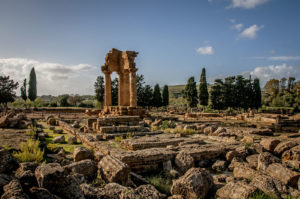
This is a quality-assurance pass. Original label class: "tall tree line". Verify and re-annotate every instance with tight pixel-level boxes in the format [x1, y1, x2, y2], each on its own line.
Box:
[210, 75, 261, 110]
[183, 67, 262, 109]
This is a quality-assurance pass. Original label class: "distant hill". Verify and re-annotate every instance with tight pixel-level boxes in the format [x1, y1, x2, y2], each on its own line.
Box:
[168, 85, 185, 98]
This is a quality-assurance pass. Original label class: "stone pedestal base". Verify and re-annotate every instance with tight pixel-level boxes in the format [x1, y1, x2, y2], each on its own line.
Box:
[100, 106, 146, 117]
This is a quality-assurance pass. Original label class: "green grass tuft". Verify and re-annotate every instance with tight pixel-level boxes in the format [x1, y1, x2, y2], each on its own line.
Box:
[13, 139, 44, 163]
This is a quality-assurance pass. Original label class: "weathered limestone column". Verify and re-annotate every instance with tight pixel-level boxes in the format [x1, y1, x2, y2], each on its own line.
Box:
[104, 72, 112, 106]
[123, 71, 130, 106]
[118, 72, 124, 106]
[129, 68, 137, 107]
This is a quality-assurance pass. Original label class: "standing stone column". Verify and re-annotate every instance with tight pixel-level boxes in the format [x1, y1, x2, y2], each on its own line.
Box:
[104, 72, 112, 106]
[118, 72, 124, 106]
[123, 71, 130, 106]
[129, 69, 137, 107]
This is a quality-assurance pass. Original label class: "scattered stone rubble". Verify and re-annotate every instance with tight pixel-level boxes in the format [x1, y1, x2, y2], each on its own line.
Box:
[1, 108, 300, 199]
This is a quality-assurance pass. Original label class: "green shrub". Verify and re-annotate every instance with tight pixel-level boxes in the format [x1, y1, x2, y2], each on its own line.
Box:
[126, 132, 135, 139]
[146, 172, 173, 195]
[151, 126, 158, 131]
[13, 139, 44, 163]
[114, 136, 123, 142]
[160, 120, 176, 130]
[164, 128, 172, 133]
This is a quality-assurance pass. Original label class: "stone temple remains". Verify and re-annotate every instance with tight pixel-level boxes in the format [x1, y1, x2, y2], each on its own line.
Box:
[101, 48, 144, 116]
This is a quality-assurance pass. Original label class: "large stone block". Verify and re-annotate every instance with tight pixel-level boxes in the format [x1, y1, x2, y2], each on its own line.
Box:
[260, 138, 281, 152]
[170, 168, 214, 199]
[274, 141, 298, 156]
[98, 155, 130, 185]
[233, 162, 258, 180]
[267, 163, 300, 187]
[73, 147, 94, 162]
[35, 163, 85, 199]
[64, 159, 97, 181]
[175, 151, 194, 174]
[257, 152, 280, 171]
[216, 181, 257, 199]
[0, 148, 19, 174]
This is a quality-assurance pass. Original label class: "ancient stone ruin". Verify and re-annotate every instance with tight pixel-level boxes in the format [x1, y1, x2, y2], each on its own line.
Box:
[101, 48, 145, 116]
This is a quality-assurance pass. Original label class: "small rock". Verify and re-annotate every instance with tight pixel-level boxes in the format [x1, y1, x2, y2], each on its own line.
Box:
[233, 162, 258, 181]
[241, 135, 254, 143]
[212, 160, 227, 172]
[260, 138, 281, 152]
[53, 129, 63, 134]
[72, 121, 80, 128]
[2, 179, 28, 199]
[246, 154, 259, 169]
[73, 147, 93, 162]
[284, 160, 300, 170]
[53, 135, 65, 143]
[67, 136, 77, 144]
[216, 181, 258, 199]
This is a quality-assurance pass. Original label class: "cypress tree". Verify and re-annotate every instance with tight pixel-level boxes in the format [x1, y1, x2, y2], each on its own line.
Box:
[184, 77, 198, 107]
[143, 85, 153, 107]
[199, 68, 209, 106]
[152, 84, 162, 107]
[162, 85, 169, 106]
[223, 76, 235, 108]
[253, 78, 262, 109]
[210, 79, 224, 109]
[20, 78, 27, 101]
[94, 76, 104, 103]
[28, 67, 37, 101]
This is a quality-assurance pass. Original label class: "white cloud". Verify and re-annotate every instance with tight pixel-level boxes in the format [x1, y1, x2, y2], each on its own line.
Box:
[268, 56, 300, 61]
[0, 58, 97, 95]
[248, 64, 300, 86]
[239, 24, 264, 39]
[232, 23, 244, 31]
[251, 56, 300, 61]
[196, 46, 215, 55]
[230, 19, 236, 23]
[229, 0, 271, 9]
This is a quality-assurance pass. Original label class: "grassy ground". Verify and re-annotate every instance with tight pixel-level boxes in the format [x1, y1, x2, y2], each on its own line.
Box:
[145, 172, 174, 196]
[38, 122, 84, 154]
[0, 129, 31, 150]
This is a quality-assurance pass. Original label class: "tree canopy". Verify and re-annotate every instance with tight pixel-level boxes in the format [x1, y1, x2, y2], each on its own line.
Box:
[94, 76, 105, 103]
[184, 77, 198, 107]
[0, 76, 19, 107]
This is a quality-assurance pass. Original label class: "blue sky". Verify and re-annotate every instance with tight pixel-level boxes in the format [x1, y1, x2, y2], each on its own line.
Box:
[0, 0, 300, 95]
